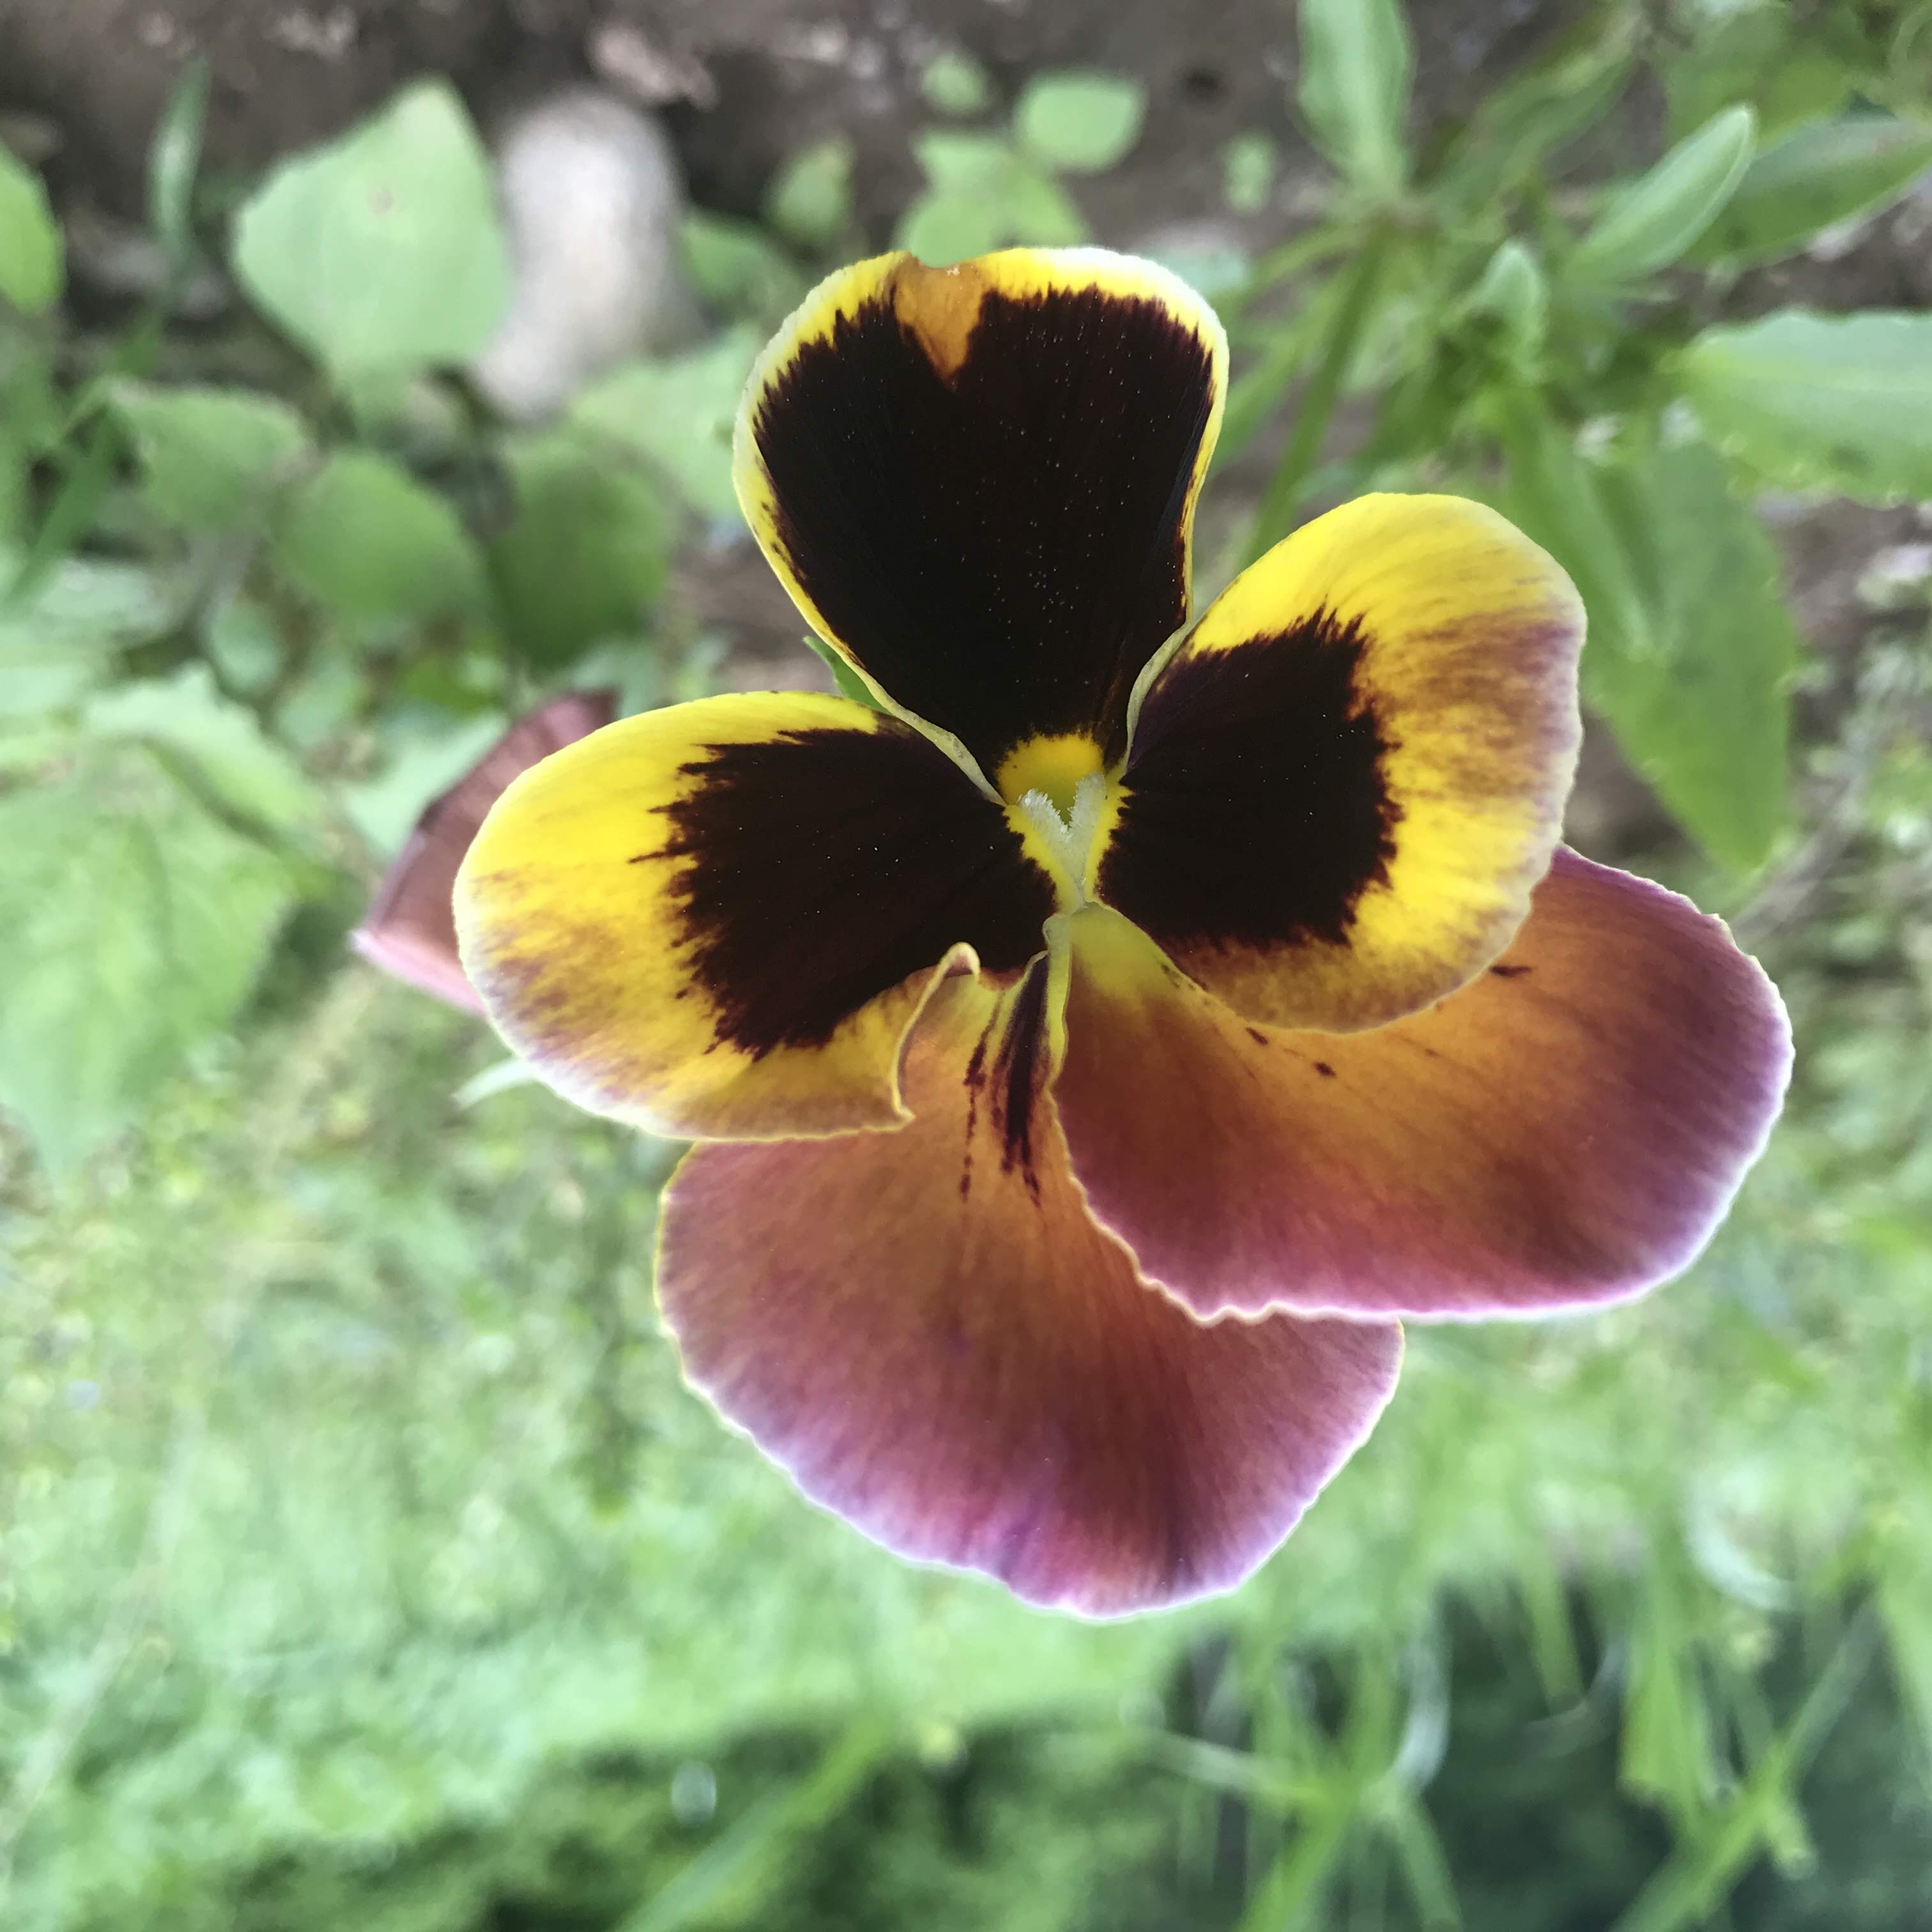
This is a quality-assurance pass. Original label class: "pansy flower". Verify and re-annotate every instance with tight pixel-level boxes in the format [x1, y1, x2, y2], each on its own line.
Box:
[454, 250, 1791, 1617]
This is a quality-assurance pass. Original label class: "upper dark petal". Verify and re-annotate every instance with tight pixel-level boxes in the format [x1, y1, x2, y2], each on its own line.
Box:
[735, 249, 1226, 778]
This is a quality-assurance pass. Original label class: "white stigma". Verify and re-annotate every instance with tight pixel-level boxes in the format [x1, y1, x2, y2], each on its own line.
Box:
[1017, 772, 1108, 900]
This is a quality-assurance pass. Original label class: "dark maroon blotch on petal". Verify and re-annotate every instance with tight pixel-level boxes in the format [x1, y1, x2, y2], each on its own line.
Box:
[753, 282, 1215, 772]
[652, 722, 1057, 1057]
[1098, 609, 1400, 960]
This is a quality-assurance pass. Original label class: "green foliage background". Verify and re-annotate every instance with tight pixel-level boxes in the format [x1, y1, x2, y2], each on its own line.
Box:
[4, 1, 1932, 1924]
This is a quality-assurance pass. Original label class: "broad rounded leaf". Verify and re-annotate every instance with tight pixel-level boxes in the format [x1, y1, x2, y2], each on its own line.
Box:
[0, 553, 174, 663]
[274, 450, 487, 621]
[84, 665, 325, 834]
[997, 166, 1089, 247]
[1679, 310, 1932, 502]
[1690, 115, 1932, 267]
[108, 381, 309, 530]
[231, 79, 510, 381]
[895, 192, 1005, 266]
[0, 747, 293, 1171]
[0, 147, 63, 315]
[679, 211, 809, 326]
[1568, 104, 1756, 283]
[570, 326, 761, 521]
[1014, 72, 1147, 174]
[1503, 423, 1794, 870]
[910, 128, 1016, 196]
[1582, 441, 1796, 872]
[489, 431, 671, 664]
[762, 137, 855, 253]
[921, 50, 994, 117]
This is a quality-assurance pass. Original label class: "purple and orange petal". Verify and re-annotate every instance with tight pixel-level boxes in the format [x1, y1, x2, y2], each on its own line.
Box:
[656, 943, 1402, 1616]
[1055, 851, 1791, 1325]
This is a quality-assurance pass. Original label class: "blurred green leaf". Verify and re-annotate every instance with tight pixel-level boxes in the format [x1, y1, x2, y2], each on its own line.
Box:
[0, 746, 294, 1170]
[84, 664, 324, 836]
[1460, 239, 1548, 362]
[1296, 0, 1413, 199]
[274, 449, 487, 621]
[1381, 1797, 1461, 1928]
[762, 137, 855, 254]
[1, 416, 125, 613]
[1219, 306, 1327, 463]
[1567, 105, 1756, 284]
[1430, 3, 1634, 213]
[1614, 1614, 1879, 1932]
[1244, 236, 1392, 562]
[1690, 115, 1932, 266]
[1619, 1560, 1717, 1823]
[898, 133, 1088, 262]
[995, 165, 1089, 245]
[0, 145, 63, 315]
[1014, 71, 1147, 174]
[489, 431, 671, 666]
[1589, 439, 1797, 871]
[910, 127, 1015, 197]
[571, 325, 760, 522]
[342, 707, 505, 855]
[231, 79, 510, 382]
[0, 548, 175, 663]
[1505, 417, 1794, 869]
[623, 1721, 893, 1932]
[680, 210, 809, 325]
[1664, 4, 1853, 142]
[108, 381, 309, 530]
[147, 56, 210, 271]
[1678, 310, 1932, 501]
[921, 49, 994, 118]
[898, 190, 1009, 265]
[1222, 132, 1278, 213]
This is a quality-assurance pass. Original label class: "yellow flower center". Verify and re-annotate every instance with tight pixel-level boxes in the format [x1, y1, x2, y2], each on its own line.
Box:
[995, 733, 1105, 815]
[997, 735, 1118, 905]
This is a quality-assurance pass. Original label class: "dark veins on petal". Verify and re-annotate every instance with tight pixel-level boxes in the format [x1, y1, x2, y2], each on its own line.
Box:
[962, 950, 1054, 1200]
[753, 282, 1215, 772]
[656, 724, 1055, 1056]
[1098, 608, 1400, 954]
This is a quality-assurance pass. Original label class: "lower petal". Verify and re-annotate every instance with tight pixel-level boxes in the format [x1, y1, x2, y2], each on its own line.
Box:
[1057, 852, 1791, 1322]
[656, 948, 1402, 1617]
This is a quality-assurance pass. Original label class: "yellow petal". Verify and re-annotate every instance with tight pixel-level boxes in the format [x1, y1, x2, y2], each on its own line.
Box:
[1094, 493, 1584, 1030]
[454, 692, 1058, 1139]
